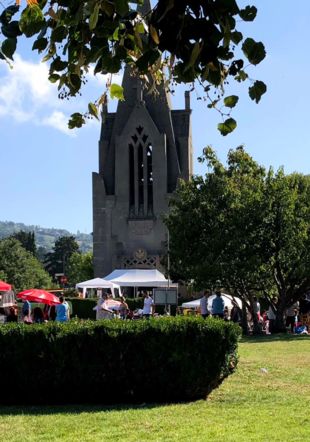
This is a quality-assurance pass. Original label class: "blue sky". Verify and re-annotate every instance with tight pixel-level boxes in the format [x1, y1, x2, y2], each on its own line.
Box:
[1, 1, 310, 234]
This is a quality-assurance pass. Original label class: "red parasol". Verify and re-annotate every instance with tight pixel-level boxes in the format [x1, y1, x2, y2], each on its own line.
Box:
[0, 280, 12, 291]
[105, 299, 122, 310]
[17, 289, 61, 306]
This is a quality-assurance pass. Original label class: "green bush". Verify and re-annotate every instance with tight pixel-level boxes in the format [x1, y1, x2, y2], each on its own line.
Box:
[66, 297, 145, 319]
[0, 317, 240, 405]
[66, 297, 96, 319]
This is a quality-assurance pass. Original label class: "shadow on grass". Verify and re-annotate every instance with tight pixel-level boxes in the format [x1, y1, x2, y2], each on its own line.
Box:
[0, 401, 183, 416]
[241, 333, 310, 344]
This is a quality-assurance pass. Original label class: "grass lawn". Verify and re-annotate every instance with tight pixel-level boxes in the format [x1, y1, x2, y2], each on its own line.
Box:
[0, 335, 309, 441]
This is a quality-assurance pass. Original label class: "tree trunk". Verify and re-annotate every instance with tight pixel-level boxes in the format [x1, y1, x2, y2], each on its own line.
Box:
[274, 307, 286, 332]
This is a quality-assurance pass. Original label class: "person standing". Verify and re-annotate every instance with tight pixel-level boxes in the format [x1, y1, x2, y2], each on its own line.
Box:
[22, 299, 31, 322]
[142, 292, 154, 319]
[286, 301, 299, 333]
[119, 296, 129, 320]
[212, 290, 225, 318]
[200, 291, 210, 319]
[267, 300, 276, 334]
[55, 296, 69, 322]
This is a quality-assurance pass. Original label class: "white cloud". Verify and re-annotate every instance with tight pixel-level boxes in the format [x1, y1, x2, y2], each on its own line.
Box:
[0, 54, 119, 135]
[41, 111, 76, 137]
[0, 55, 59, 123]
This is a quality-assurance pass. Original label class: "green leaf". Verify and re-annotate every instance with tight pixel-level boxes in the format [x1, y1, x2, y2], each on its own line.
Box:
[109, 83, 124, 100]
[249, 80, 267, 103]
[185, 42, 201, 71]
[50, 56, 67, 72]
[115, 0, 129, 17]
[113, 26, 120, 41]
[68, 112, 85, 129]
[1, 21, 22, 38]
[235, 70, 248, 82]
[135, 22, 145, 34]
[136, 49, 161, 72]
[239, 6, 257, 22]
[69, 73, 81, 92]
[32, 37, 48, 52]
[150, 24, 160, 45]
[88, 102, 99, 119]
[89, 3, 100, 31]
[0, 5, 19, 26]
[19, 5, 45, 38]
[1, 37, 17, 60]
[218, 118, 237, 136]
[48, 73, 60, 83]
[231, 31, 243, 45]
[224, 95, 239, 108]
[242, 38, 266, 65]
[51, 26, 67, 43]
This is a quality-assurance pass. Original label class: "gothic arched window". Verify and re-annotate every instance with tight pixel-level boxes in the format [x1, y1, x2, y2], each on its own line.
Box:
[128, 126, 153, 217]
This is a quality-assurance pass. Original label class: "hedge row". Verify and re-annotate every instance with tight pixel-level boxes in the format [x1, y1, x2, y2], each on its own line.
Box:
[67, 297, 147, 319]
[0, 317, 240, 405]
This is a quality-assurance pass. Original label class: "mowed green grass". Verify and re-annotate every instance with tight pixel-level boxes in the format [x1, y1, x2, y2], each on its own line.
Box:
[0, 335, 309, 442]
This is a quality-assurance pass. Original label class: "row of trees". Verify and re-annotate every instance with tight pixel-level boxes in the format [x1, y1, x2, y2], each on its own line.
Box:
[0, 233, 93, 291]
[166, 147, 310, 332]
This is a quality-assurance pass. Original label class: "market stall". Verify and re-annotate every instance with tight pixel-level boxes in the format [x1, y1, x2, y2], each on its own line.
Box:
[76, 277, 121, 298]
[103, 269, 177, 296]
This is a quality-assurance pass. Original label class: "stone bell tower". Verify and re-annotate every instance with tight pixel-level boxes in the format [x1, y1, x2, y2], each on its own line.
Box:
[92, 1, 193, 277]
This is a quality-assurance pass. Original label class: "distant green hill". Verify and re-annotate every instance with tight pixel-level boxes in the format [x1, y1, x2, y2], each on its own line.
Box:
[0, 221, 92, 253]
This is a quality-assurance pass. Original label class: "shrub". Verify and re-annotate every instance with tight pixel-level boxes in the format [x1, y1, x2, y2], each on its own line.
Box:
[66, 297, 96, 319]
[0, 317, 240, 405]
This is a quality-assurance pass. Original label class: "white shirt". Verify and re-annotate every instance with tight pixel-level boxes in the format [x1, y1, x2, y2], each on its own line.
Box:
[143, 296, 154, 315]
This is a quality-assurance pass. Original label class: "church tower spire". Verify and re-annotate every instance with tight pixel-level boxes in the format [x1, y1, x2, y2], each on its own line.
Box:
[92, 18, 193, 276]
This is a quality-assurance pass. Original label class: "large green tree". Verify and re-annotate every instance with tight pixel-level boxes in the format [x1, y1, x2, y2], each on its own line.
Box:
[44, 235, 80, 277]
[166, 147, 310, 332]
[66, 251, 94, 286]
[0, 0, 266, 133]
[0, 237, 52, 291]
[9, 230, 37, 256]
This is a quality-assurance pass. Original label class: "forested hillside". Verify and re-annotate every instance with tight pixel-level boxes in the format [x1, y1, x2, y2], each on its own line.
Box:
[0, 221, 92, 253]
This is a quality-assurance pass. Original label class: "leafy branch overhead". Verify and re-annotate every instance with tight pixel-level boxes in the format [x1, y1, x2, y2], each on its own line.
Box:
[0, 0, 267, 134]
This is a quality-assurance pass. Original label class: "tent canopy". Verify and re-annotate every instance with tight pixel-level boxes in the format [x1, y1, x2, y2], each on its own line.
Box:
[103, 269, 176, 288]
[75, 277, 121, 298]
[0, 280, 12, 291]
[182, 294, 242, 310]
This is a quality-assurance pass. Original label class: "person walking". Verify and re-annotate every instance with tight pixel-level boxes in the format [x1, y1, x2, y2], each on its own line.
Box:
[200, 290, 210, 319]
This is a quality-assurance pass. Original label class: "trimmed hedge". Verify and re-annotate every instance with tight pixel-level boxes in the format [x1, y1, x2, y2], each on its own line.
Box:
[67, 297, 96, 319]
[0, 317, 240, 405]
[67, 297, 174, 318]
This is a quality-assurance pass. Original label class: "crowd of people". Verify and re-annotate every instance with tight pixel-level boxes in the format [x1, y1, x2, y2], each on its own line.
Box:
[2, 288, 310, 334]
[95, 291, 154, 320]
[197, 290, 310, 335]
[6, 296, 71, 324]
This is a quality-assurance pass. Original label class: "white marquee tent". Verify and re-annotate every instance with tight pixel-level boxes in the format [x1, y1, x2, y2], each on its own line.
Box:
[103, 269, 177, 288]
[75, 277, 121, 298]
[181, 293, 242, 312]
